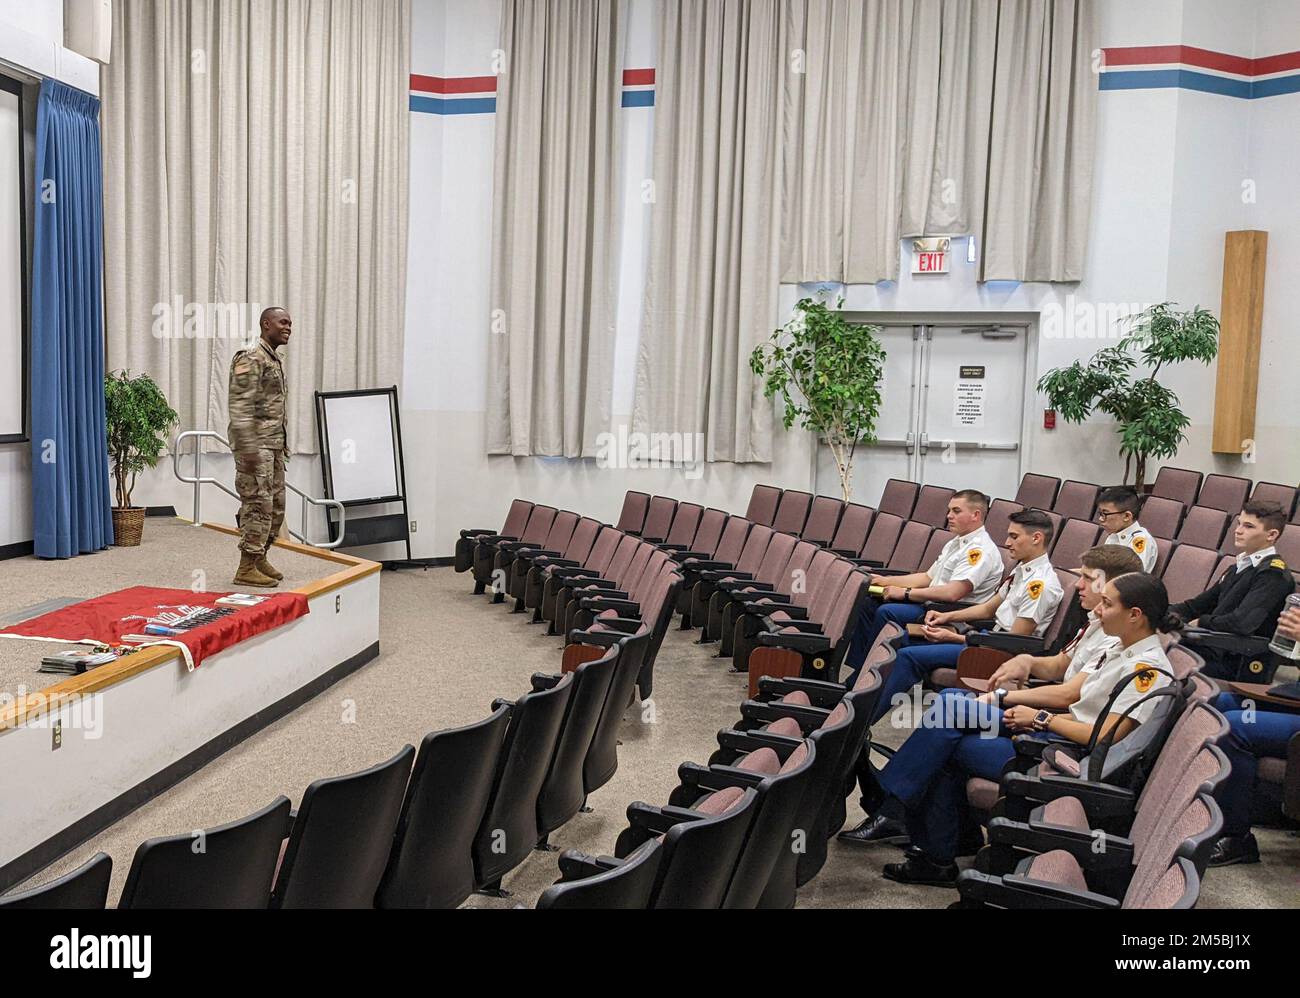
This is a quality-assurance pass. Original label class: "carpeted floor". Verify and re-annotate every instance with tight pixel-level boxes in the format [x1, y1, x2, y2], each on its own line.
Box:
[6, 544, 1298, 908]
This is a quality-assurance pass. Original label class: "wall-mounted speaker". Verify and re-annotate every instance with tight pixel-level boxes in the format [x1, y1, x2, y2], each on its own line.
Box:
[64, 0, 113, 65]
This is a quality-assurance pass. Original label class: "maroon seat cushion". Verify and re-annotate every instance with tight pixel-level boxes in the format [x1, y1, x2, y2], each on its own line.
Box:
[781, 691, 812, 707]
[737, 747, 782, 775]
[1027, 849, 1089, 893]
[1040, 795, 1088, 829]
[965, 777, 1000, 812]
[694, 786, 746, 816]
[765, 717, 803, 739]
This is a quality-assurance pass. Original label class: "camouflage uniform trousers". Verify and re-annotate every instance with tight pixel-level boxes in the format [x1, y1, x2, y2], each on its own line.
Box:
[235, 448, 286, 555]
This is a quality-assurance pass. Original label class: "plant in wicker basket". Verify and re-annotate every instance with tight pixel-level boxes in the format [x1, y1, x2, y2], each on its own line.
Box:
[104, 370, 179, 545]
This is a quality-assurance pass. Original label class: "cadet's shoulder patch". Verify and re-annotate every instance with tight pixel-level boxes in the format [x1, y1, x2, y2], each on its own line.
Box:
[967, 549, 982, 566]
[1269, 558, 1287, 571]
[1027, 579, 1044, 599]
[1134, 665, 1156, 693]
[1132, 536, 1146, 554]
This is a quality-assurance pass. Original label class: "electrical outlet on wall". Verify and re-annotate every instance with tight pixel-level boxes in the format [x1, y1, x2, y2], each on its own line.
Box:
[410, 521, 418, 533]
[52, 720, 62, 750]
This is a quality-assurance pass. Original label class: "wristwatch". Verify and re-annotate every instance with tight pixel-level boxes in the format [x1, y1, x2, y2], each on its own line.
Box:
[904, 588, 913, 602]
[994, 687, 1008, 707]
[1032, 709, 1053, 732]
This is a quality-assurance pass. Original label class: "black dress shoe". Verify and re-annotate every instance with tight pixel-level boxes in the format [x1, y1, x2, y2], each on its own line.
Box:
[882, 850, 958, 887]
[1208, 833, 1260, 867]
[837, 813, 910, 846]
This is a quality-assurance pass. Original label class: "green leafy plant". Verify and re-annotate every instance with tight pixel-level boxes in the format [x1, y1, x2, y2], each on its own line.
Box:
[104, 370, 179, 509]
[750, 296, 886, 500]
[1036, 303, 1219, 490]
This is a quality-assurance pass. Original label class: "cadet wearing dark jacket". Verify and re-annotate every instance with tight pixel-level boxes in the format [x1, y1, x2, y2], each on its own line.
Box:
[1172, 499, 1294, 679]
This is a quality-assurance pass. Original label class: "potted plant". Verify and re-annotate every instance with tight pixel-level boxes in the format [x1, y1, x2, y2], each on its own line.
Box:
[750, 296, 887, 501]
[1036, 303, 1219, 490]
[104, 370, 179, 546]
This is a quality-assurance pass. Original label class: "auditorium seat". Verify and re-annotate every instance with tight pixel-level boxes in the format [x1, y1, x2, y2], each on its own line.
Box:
[472, 674, 576, 894]
[636, 495, 678, 543]
[910, 485, 955, 528]
[271, 746, 415, 909]
[1152, 538, 1174, 578]
[0, 852, 111, 909]
[1251, 481, 1299, 522]
[1015, 473, 1061, 509]
[1175, 506, 1229, 550]
[655, 501, 704, 551]
[729, 549, 840, 673]
[693, 526, 789, 640]
[1159, 544, 1220, 604]
[752, 567, 868, 686]
[376, 706, 511, 909]
[674, 517, 753, 625]
[828, 503, 874, 555]
[872, 519, 939, 575]
[494, 509, 579, 604]
[532, 645, 619, 840]
[549, 533, 644, 634]
[118, 797, 291, 909]
[472, 504, 557, 593]
[1275, 523, 1300, 580]
[522, 517, 605, 615]
[456, 498, 532, 573]
[1139, 495, 1184, 540]
[986, 498, 1024, 546]
[567, 547, 672, 636]
[771, 489, 814, 536]
[1038, 509, 1063, 549]
[1196, 474, 1251, 516]
[537, 526, 624, 625]
[1150, 467, 1203, 508]
[663, 505, 726, 556]
[877, 478, 920, 519]
[854, 511, 905, 568]
[799, 495, 844, 547]
[537, 839, 662, 909]
[615, 491, 651, 533]
[710, 539, 819, 654]
[876, 527, 951, 578]
[1046, 518, 1100, 570]
[745, 484, 783, 527]
[1052, 480, 1100, 522]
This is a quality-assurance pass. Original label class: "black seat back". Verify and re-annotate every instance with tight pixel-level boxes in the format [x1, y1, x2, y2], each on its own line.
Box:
[0, 853, 111, 909]
[652, 788, 759, 908]
[118, 797, 291, 909]
[272, 745, 416, 909]
[582, 626, 653, 795]
[536, 840, 663, 909]
[536, 647, 620, 836]
[376, 705, 511, 908]
[473, 675, 576, 887]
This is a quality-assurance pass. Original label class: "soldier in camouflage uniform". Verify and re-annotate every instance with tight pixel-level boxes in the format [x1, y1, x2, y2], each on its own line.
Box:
[227, 306, 292, 587]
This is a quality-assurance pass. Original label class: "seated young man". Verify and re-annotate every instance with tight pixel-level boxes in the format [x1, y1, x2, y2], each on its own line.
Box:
[841, 543, 1142, 845]
[1097, 486, 1158, 572]
[842, 489, 1004, 685]
[1171, 499, 1294, 680]
[868, 573, 1176, 886]
[862, 508, 1064, 727]
[1207, 605, 1300, 866]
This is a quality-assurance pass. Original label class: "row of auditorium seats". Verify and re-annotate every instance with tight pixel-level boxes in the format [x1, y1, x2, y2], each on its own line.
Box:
[0, 618, 662, 908]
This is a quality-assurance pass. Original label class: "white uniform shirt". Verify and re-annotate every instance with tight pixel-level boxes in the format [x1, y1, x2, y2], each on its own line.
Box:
[925, 527, 1003, 602]
[1069, 632, 1172, 726]
[1061, 616, 1122, 680]
[994, 554, 1063, 637]
[1235, 545, 1277, 574]
[1105, 521, 1158, 572]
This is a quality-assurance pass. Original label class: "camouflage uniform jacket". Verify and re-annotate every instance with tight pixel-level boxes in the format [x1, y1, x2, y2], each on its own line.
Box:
[227, 340, 288, 454]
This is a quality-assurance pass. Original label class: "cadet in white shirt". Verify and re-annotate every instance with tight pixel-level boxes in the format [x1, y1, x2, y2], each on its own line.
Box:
[985, 544, 1144, 696]
[857, 572, 1178, 884]
[1097, 486, 1158, 572]
[862, 509, 1064, 725]
[842, 489, 1003, 684]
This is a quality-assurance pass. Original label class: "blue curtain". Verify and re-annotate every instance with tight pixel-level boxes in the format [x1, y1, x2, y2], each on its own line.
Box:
[31, 79, 114, 558]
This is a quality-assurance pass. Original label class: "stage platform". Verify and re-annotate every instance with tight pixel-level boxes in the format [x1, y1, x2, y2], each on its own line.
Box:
[0, 519, 381, 890]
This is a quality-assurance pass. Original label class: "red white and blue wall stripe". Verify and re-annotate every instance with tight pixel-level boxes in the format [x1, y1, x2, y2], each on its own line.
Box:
[1100, 45, 1300, 99]
[410, 69, 656, 114]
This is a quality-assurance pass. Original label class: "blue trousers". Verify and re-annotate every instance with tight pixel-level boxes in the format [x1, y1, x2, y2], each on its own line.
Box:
[842, 600, 926, 685]
[878, 688, 1015, 862]
[870, 640, 964, 724]
[1211, 692, 1300, 836]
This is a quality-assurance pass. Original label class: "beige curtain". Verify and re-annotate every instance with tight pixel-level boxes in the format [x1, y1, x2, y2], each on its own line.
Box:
[632, 0, 783, 464]
[781, 0, 1094, 284]
[102, 0, 409, 454]
[487, 0, 623, 457]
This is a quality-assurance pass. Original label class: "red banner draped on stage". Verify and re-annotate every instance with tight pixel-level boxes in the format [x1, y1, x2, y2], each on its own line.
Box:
[0, 586, 310, 671]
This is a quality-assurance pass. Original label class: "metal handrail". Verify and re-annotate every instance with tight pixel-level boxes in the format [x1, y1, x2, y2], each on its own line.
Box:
[172, 430, 347, 549]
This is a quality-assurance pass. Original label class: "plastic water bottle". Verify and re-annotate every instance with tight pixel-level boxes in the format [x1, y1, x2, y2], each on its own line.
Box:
[1268, 593, 1300, 660]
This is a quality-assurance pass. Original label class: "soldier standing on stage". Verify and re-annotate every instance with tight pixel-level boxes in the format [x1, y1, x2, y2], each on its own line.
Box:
[227, 307, 292, 587]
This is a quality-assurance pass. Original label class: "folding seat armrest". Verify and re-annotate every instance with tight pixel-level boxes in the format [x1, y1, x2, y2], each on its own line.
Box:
[922, 599, 978, 614]
[552, 566, 600, 579]
[578, 578, 620, 591]
[685, 560, 736, 572]
[763, 605, 808, 621]
[591, 616, 644, 634]
[831, 547, 859, 558]
[700, 568, 753, 582]
[670, 549, 710, 562]
[566, 627, 626, 647]
[460, 527, 500, 538]
[715, 727, 804, 756]
[757, 676, 848, 707]
[872, 567, 913, 577]
[641, 535, 666, 544]
[530, 672, 562, 691]
[528, 548, 564, 559]
[1180, 627, 1271, 655]
[719, 578, 772, 593]
[849, 557, 885, 568]
[557, 849, 621, 881]
[535, 556, 579, 568]
[496, 540, 531, 552]
[986, 817, 1134, 872]
[625, 801, 707, 837]
[956, 870, 1119, 910]
[759, 631, 831, 655]
[968, 631, 1046, 655]
[1011, 734, 1056, 762]
[490, 697, 516, 713]
[1000, 772, 1135, 819]
[767, 620, 825, 634]
[741, 597, 794, 616]
[739, 699, 829, 732]
[580, 597, 642, 617]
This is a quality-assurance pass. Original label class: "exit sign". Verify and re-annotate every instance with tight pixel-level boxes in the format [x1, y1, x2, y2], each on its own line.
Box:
[910, 237, 951, 275]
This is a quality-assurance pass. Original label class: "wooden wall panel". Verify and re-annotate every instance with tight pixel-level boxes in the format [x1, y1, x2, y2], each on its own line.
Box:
[1212, 230, 1267, 455]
